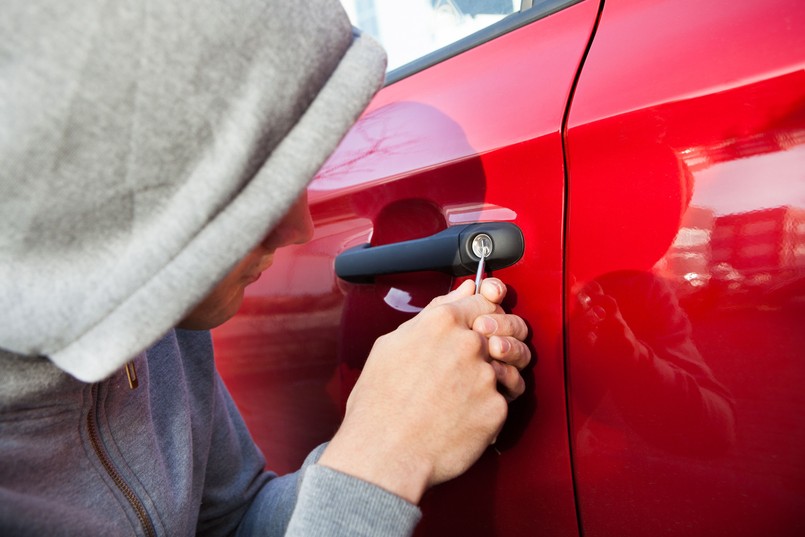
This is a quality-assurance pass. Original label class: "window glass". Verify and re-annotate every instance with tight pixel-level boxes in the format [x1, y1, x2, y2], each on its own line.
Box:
[340, 0, 522, 72]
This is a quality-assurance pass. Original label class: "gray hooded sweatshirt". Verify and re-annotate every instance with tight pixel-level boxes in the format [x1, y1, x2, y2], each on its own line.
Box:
[0, 0, 420, 534]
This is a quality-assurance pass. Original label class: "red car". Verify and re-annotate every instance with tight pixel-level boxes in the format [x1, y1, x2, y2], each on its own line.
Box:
[213, 0, 805, 534]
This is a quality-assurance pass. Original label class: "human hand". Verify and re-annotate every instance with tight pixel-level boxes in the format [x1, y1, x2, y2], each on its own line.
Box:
[470, 278, 531, 401]
[575, 281, 640, 367]
[318, 278, 530, 504]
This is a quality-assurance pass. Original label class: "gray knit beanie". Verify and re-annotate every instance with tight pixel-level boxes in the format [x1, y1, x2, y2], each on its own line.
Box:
[0, 0, 386, 381]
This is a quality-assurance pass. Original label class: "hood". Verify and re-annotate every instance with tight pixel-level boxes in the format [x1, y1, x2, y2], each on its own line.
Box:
[0, 0, 386, 382]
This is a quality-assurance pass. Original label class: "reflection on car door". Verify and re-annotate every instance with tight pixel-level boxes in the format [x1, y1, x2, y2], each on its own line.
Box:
[214, 0, 600, 535]
[565, 0, 805, 535]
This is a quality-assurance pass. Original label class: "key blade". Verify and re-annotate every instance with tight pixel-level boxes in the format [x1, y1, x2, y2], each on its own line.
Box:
[474, 253, 487, 294]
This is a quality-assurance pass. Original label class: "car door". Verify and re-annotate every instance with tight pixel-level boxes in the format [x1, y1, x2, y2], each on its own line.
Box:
[565, 0, 805, 535]
[213, 0, 599, 535]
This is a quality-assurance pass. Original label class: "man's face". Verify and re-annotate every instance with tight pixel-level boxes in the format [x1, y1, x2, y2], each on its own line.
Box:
[178, 192, 314, 330]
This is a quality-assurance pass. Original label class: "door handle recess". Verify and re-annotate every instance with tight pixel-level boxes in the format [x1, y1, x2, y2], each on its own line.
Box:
[335, 222, 524, 283]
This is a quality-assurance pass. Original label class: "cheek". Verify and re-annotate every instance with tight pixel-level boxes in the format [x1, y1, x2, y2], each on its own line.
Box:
[213, 277, 247, 305]
[212, 259, 257, 308]
[195, 280, 247, 327]
[180, 261, 254, 329]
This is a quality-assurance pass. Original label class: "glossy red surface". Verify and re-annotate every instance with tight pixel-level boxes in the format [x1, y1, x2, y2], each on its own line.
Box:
[566, 0, 805, 534]
[215, 1, 599, 535]
[214, 0, 804, 534]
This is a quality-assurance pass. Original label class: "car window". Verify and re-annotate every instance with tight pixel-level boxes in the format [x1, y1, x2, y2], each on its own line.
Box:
[340, 0, 523, 72]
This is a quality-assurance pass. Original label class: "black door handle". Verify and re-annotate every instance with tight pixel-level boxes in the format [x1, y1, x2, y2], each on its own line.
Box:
[335, 222, 524, 283]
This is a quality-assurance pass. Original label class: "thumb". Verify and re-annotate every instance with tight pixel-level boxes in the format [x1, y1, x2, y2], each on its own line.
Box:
[426, 279, 475, 309]
[433, 290, 499, 331]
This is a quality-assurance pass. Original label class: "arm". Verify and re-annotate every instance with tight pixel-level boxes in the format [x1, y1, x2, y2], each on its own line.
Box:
[575, 273, 736, 455]
[317, 278, 530, 505]
[228, 279, 529, 536]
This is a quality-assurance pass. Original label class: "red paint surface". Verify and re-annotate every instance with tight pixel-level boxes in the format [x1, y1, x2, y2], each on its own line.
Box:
[566, 0, 805, 534]
[215, 1, 599, 535]
[214, 0, 804, 534]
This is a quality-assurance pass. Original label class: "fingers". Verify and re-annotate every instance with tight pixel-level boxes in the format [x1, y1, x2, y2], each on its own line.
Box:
[473, 312, 530, 366]
[429, 277, 506, 310]
[578, 287, 620, 326]
[477, 277, 507, 305]
[425, 277, 531, 389]
[491, 360, 525, 401]
[473, 312, 528, 341]
[487, 335, 531, 370]
[472, 278, 530, 400]
[427, 279, 475, 308]
[424, 285, 504, 332]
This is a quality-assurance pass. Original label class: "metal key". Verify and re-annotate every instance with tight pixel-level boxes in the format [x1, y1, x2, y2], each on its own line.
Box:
[472, 234, 493, 294]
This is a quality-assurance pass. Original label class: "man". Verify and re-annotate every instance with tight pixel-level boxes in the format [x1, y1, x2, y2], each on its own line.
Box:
[0, 0, 530, 535]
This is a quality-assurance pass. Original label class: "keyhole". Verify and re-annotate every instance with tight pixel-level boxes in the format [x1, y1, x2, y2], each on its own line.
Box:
[472, 234, 493, 259]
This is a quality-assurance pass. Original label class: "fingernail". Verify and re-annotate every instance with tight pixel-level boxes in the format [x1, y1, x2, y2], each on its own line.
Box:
[578, 292, 591, 308]
[488, 279, 504, 295]
[494, 337, 511, 355]
[480, 316, 498, 335]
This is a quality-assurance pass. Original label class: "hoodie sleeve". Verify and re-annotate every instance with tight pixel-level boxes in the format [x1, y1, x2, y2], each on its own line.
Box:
[237, 444, 421, 537]
[285, 463, 422, 537]
[237, 444, 422, 537]
[201, 372, 420, 536]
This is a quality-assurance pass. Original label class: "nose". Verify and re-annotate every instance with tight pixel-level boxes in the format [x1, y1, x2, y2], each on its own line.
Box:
[261, 191, 314, 250]
[286, 194, 315, 245]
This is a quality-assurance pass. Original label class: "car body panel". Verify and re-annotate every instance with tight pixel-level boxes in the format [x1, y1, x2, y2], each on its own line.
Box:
[565, 0, 805, 534]
[213, 0, 805, 534]
[214, 1, 600, 534]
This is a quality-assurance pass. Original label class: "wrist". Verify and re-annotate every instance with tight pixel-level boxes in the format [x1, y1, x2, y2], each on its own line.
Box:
[318, 431, 432, 505]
